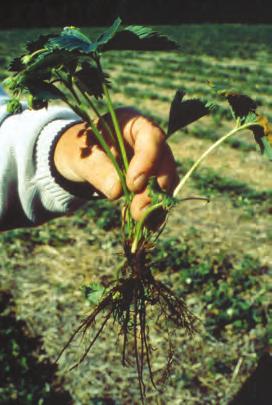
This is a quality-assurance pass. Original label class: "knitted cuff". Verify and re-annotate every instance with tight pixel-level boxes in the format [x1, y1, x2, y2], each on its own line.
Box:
[35, 119, 96, 214]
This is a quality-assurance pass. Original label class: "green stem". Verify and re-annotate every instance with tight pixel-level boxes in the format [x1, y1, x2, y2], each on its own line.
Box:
[23, 48, 46, 66]
[68, 83, 81, 105]
[53, 85, 89, 122]
[66, 100, 89, 122]
[55, 72, 81, 105]
[77, 86, 116, 144]
[173, 122, 255, 197]
[102, 83, 129, 172]
[86, 113, 129, 198]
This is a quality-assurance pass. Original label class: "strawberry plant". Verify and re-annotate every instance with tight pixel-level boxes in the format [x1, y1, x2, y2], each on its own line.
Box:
[4, 17, 272, 403]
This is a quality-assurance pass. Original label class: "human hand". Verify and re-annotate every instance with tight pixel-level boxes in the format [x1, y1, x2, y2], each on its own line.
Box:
[53, 108, 179, 220]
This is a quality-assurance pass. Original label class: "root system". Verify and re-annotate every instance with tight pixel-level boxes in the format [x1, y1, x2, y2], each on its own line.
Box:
[57, 245, 197, 403]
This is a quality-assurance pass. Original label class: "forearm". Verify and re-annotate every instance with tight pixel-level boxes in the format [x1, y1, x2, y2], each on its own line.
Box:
[0, 104, 91, 230]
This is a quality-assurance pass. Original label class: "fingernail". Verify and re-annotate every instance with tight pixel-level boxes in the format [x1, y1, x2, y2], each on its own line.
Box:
[133, 174, 146, 190]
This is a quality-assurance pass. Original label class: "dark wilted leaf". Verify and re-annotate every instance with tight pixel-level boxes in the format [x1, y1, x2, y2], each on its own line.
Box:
[26, 80, 64, 101]
[250, 115, 272, 160]
[210, 83, 258, 121]
[8, 57, 25, 73]
[103, 24, 178, 51]
[225, 93, 258, 119]
[75, 62, 110, 99]
[24, 80, 64, 110]
[28, 95, 48, 110]
[65, 58, 78, 74]
[167, 90, 212, 136]
[26, 34, 57, 53]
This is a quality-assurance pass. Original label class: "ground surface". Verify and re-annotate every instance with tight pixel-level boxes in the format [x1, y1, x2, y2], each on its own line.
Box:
[0, 24, 271, 404]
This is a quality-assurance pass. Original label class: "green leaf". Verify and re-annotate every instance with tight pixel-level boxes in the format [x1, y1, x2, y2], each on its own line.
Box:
[84, 283, 105, 305]
[3, 76, 20, 92]
[6, 98, 23, 114]
[47, 19, 177, 54]
[103, 24, 178, 51]
[208, 82, 228, 95]
[48, 26, 96, 54]
[26, 50, 76, 74]
[167, 90, 212, 136]
[95, 17, 122, 48]
[262, 137, 272, 160]
[75, 62, 110, 99]
[148, 177, 176, 209]
[3, 74, 27, 95]
[48, 20, 123, 55]
[244, 111, 258, 125]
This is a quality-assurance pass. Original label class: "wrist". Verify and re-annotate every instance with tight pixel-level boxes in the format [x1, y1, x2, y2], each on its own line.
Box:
[50, 120, 97, 199]
[53, 122, 87, 182]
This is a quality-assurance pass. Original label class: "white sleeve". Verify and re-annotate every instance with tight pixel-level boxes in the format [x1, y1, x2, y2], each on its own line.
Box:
[0, 104, 94, 231]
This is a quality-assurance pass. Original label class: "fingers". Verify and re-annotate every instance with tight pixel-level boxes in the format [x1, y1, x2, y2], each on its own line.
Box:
[129, 189, 166, 229]
[81, 146, 122, 200]
[117, 113, 179, 220]
[55, 111, 178, 218]
[54, 123, 122, 200]
[126, 116, 165, 192]
[156, 144, 179, 193]
[130, 147, 179, 221]
[130, 189, 151, 221]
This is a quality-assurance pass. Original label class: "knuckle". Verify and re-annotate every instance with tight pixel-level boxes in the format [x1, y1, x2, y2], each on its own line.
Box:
[134, 116, 165, 144]
[151, 125, 165, 144]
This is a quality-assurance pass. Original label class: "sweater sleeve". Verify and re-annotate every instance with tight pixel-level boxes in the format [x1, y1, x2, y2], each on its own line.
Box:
[0, 104, 94, 231]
